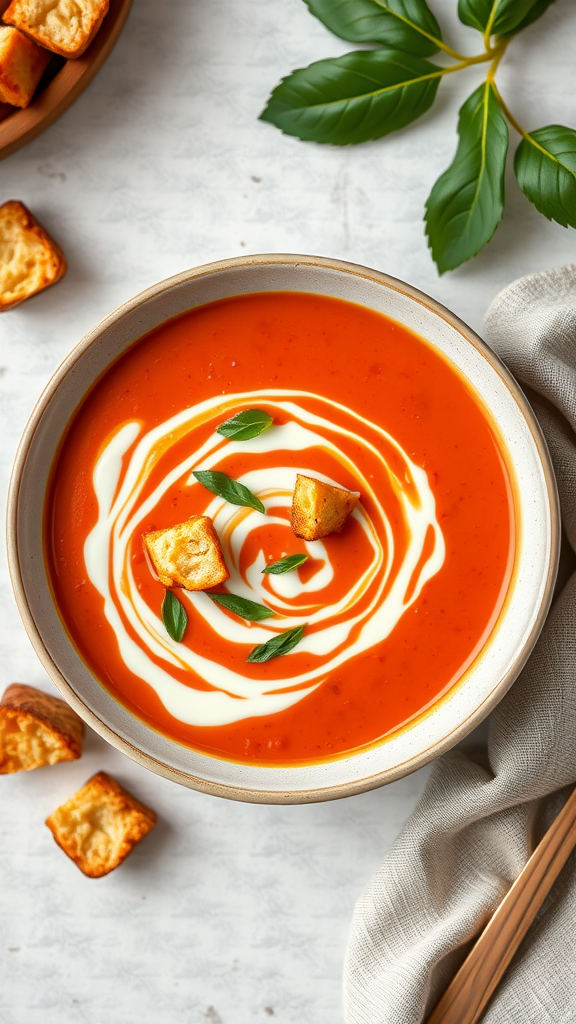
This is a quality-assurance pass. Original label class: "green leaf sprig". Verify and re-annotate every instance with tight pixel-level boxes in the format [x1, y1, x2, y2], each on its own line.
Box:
[193, 470, 266, 514]
[208, 592, 274, 621]
[263, 554, 309, 574]
[260, 0, 574, 272]
[162, 590, 188, 642]
[216, 409, 274, 440]
[246, 624, 307, 663]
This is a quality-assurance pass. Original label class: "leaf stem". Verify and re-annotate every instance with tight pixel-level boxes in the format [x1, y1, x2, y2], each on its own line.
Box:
[434, 40, 469, 61]
[438, 43, 506, 82]
[490, 79, 530, 141]
[483, 0, 499, 51]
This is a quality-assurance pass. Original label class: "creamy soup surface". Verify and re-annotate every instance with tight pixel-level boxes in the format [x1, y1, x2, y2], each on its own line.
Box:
[46, 292, 515, 765]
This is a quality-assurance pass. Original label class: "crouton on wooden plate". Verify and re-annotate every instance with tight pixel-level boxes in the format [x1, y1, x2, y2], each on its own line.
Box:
[0, 24, 49, 107]
[291, 473, 360, 541]
[0, 200, 67, 311]
[3, 0, 110, 59]
[45, 771, 157, 878]
[0, 683, 84, 774]
[143, 515, 230, 591]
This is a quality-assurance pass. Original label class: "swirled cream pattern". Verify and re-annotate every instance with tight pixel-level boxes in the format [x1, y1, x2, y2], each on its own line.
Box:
[84, 390, 445, 727]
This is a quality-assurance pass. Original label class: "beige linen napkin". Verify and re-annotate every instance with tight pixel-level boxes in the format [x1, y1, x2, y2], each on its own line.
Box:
[344, 265, 576, 1024]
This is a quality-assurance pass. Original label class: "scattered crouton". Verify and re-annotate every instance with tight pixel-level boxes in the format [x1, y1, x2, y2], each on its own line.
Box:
[45, 771, 157, 878]
[0, 683, 84, 774]
[0, 200, 67, 311]
[0, 24, 49, 107]
[3, 0, 109, 59]
[143, 515, 230, 591]
[291, 474, 360, 541]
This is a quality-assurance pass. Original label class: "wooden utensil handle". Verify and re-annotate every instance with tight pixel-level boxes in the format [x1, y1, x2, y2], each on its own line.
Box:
[426, 785, 576, 1024]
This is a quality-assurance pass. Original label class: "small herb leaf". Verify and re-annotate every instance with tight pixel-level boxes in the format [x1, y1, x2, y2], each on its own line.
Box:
[263, 554, 309, 575]
[247, 624, 307, 663]
[193, 470, 266, 514]
[502, 0, 557, 34]
[260, 49, 442, 145]
[216, 409, 274, 441]
[304, 0, 443, 57]
[208, 592, 274, 621]
[457, 0, 542, 36]
[514, 126, 576, 229]
[425, 80, 508, 273]
[162, 590, 188, 642]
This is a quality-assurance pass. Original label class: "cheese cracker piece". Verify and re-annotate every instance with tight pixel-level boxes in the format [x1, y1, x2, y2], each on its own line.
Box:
[291, 473, 360, 541]
[3, 0, 110, 59]
[0, 683, 84, 774]
[143, 515, 230, 591]
[46, 772, 157, 878]
[0, 200, 67, 311]
[0, 24, 49, 107]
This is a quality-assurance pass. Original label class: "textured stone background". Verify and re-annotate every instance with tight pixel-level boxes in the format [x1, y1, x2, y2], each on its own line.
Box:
[0, 1, 575, 1021]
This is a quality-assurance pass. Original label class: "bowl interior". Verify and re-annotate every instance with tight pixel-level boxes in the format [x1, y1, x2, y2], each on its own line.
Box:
[9, 256, 559, 802]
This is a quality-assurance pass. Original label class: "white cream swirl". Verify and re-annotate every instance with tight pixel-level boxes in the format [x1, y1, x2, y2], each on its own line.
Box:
[84, 390, 445, 726]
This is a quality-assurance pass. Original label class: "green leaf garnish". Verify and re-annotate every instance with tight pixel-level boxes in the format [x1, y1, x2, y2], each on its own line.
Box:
[425, 80, 508, 274]
[261, 0, 570, 271]
[500, 0, 557, 34]
[263, 554, 309, 575]
[216, 409, 274, 441]
[458, 0, 542, 36]
[304, 0, 443, 56]
[514, 125, 576, 229]
[260, 49, 442, 145]
[161, 590, 188, 642]
[193, 470, 266, 514]
[246, 624, 307, 663]
[207, 592, 274, 621]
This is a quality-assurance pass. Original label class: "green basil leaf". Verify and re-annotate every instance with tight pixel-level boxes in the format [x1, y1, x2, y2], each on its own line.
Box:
[263, 554, 309, 575]
[193, 470, 266, 514]
[162, 590, 188, 642]
[502, 0, 557, 33]
[216, 409, 274, 441]
[260, 49, 442, 145]
[457, 0, 542, 35]
[425, 80, 508, 273]
[246, 625, 307, 664]
[208, 592, 274, 621]
[514, 126, 576, 229]
[304, 0, 443, 57]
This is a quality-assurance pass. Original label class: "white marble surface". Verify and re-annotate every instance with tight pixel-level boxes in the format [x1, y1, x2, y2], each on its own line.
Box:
[0, 1, 575, 1021]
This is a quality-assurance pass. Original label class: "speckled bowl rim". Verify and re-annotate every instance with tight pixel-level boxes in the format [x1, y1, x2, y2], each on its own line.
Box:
[6, 254, 560, 803]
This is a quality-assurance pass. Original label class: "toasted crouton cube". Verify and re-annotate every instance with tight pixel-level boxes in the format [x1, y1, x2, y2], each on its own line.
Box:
[3, 0, 109, 59]
[0, 24, 49, 107]
[291, 474, 360, 541]
[0, 200, 67, 311]
[45, 771, 157, 878]
[143, 515, 230, 591]
[0, 683, 84, 774]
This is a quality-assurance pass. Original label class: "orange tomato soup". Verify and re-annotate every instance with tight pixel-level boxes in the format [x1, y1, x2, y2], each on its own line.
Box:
[45, 292, 515, 764]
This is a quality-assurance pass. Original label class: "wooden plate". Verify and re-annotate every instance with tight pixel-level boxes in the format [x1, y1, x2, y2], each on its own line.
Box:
[0, 0, 132, 162]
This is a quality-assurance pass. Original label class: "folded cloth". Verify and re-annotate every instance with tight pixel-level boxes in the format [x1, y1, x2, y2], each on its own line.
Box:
[344, 265, 576, 1024]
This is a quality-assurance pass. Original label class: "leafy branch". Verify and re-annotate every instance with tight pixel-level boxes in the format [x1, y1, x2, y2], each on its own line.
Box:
[260, 0, 576, 273]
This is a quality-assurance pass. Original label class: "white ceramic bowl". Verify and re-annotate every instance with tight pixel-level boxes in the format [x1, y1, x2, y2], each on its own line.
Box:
[7, 255, 560, 803]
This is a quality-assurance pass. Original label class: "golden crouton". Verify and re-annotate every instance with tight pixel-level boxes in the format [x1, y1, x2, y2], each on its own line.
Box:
[143, 515, 230, 591]
[0, 683, 84, 774]
[291, 473, 360, 541]
[3, 0, 109, 59]
[0, 200, 67, 311]
[45, 771, 157, 878]
[0, 24, 49, 107]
